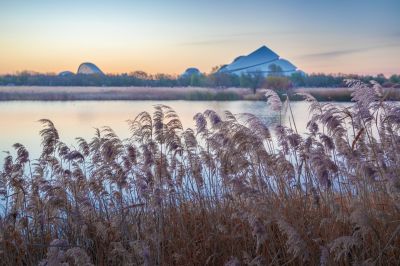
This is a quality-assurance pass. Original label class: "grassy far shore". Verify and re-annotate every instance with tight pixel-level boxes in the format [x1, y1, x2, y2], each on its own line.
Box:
[0, 86, 248, 101]
[1, 80, 400, 265]
[1, 85, 400, 102]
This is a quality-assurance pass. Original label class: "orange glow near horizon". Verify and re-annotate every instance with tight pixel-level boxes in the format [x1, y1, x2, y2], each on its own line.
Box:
[0, 1, 399, 76]
[1, 43, 399, 76]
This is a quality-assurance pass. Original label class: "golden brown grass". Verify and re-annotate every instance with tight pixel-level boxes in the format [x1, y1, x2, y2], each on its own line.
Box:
[0, 80, 400, 265]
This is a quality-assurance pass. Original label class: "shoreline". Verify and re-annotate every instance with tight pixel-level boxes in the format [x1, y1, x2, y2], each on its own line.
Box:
[0, 86, 253, 101]
[0, 86, 399, 102]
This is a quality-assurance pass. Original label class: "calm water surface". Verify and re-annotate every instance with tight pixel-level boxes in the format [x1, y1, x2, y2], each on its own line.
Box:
[0, 100, 350, 161]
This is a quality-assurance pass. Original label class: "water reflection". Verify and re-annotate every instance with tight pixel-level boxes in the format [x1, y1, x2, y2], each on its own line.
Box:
[0, 100, 350, 161]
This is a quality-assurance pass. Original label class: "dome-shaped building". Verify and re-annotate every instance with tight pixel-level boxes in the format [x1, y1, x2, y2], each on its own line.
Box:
[181, 67, 201, 77]
[77, 62, 104, 75]
[58, 71, 74, 77]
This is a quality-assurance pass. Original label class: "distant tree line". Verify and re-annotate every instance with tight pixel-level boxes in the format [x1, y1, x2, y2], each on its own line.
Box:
[1, 70, 399, 90]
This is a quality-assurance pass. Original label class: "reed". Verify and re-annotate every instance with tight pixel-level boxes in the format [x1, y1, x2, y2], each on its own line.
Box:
[293, 86, 400, 102]
[0, 80, 399, 265]
[0, 86, 250, 101]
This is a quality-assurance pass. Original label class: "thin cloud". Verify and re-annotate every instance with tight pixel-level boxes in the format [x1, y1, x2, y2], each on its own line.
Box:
[301, 43, 400, 59]
[302, 48, 368, 59]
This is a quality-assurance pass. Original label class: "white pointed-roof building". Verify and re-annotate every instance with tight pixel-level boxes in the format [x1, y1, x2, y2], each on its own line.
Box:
[218, 46, 301, 76]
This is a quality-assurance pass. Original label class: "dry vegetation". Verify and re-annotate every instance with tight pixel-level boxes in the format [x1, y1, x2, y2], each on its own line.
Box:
[1, 85, 400, 102]
[1, 80, 400, 265]
[294, 87, 400, 102]
[0, 86, 252, 101]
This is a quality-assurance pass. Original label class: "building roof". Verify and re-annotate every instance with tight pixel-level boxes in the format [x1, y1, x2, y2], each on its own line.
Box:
[77, 62, 104, 75]
[58, 71, 74, 76]
[181, 67, 201, 77]
[219, 45, 300, 76]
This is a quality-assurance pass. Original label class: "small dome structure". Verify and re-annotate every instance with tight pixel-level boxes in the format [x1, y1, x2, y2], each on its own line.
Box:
[58, 71, 74, 77]
[181, 67, 201, 77]
[77, 62, 104, 75]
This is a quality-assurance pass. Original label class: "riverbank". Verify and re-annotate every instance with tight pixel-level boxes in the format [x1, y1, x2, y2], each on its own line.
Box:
[0, 86, 251, 101]
[0, 86, 399, 101]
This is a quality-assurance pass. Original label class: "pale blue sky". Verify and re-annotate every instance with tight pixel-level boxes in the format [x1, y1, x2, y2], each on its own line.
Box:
[0, 0, 399, 75]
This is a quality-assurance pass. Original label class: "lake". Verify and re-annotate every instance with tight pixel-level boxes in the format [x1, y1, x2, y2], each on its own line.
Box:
[0, 100, 351, 162]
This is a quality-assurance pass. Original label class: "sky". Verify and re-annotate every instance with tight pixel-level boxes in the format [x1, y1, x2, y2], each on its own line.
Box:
[0, 0, 399, 76]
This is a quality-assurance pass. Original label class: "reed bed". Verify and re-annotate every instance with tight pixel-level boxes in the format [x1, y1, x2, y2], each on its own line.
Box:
[0, 80, 400, 265]
[294, 86, 400, 102]
[0, 86, 251, 101]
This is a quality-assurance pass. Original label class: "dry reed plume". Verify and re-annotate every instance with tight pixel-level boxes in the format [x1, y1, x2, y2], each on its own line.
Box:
[1, 80, 400, 265]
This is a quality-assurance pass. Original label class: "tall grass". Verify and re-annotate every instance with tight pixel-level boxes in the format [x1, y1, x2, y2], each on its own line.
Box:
[1, 80, 400, 265]
[293, 86, 400, 102]
[0, 86, 251, 101]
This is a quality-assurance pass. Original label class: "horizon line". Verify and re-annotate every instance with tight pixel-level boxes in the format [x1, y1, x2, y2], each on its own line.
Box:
[0, 69, 398, 77]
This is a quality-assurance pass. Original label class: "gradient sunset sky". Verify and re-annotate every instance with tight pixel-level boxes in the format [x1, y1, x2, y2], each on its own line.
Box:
[0, 0, 399, 76]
